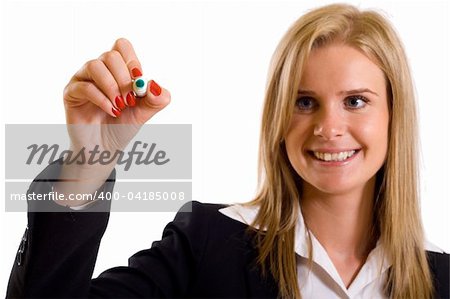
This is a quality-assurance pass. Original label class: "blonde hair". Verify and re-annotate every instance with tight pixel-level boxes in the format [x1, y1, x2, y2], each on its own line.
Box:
[248, 3, 434, 299]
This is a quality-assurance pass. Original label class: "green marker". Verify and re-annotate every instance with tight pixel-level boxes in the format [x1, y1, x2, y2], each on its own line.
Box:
[132, 76, 148, 97]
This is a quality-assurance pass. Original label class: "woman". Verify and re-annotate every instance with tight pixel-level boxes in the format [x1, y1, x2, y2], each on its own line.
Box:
[7, 3, 449, 299]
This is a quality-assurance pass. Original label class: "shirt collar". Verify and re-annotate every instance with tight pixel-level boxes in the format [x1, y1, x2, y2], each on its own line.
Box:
[219, 203, 443, 294]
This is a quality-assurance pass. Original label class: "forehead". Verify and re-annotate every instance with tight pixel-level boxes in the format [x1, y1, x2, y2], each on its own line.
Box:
[299, 43, 386, 94]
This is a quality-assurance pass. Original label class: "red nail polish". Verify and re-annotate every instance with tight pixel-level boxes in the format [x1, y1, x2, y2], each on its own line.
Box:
[131, 67, 142, 78]
[149, 80, 162, 96]
[115, 96, 126, 110]
[112, 107, 121, 117]
[126, 91, 136, 107]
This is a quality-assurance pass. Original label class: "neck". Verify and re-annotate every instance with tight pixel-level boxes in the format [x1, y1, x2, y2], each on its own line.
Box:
[300, 179, 377, 259]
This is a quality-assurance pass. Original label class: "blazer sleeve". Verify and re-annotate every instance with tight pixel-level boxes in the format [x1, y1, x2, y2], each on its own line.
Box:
[88, 201, 210, 298]
[6, 160, 115, 298]
[6, 161, 211, 298]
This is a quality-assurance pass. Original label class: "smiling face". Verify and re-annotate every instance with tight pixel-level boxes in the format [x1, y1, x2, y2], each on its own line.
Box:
[285, 43, 389, 196]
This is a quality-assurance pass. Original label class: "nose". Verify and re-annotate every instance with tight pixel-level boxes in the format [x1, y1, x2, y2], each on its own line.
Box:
[313, 108, 345, 140]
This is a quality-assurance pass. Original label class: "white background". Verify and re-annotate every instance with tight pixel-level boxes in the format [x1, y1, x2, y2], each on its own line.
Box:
[0, 0, 448, 295]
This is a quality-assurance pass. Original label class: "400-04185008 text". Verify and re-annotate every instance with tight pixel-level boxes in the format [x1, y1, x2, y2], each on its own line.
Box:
[97, 191, 186, 201]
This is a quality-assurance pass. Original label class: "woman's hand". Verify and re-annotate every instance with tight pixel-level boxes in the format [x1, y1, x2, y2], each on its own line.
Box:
[64, 37, 170, 151]
[55, 38, 170, 204]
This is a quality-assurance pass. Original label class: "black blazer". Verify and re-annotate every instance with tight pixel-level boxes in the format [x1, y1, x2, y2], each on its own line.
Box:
[6, 162, 450, 298]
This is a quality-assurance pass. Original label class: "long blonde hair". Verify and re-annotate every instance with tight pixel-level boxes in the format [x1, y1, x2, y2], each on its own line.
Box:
[248, 4, 434, 299]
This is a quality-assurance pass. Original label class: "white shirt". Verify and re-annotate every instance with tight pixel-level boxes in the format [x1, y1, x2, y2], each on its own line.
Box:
[219, 204, 443, 299]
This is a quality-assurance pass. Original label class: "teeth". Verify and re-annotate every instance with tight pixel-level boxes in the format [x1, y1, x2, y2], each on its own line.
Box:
[313, 150, 356, 162]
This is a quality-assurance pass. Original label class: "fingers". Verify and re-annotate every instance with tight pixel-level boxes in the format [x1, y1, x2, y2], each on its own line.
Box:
[144, 80, 168, 108]
[67, 37, 169, 120]
[73, 43, 136, 112]
[101, 38, 169, 113]
[98, 50, 130, 101]
[134, 83, 171, 123]
[64, 81, 119, 118]
[112, 38, 142, 79]
[76, 59, 125, 110]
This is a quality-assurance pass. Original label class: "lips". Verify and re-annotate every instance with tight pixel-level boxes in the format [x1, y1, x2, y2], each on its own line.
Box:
[308, 149, 361, 162]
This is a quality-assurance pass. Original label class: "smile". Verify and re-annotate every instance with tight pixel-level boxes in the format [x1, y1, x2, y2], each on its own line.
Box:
[311, 150, 360, 162]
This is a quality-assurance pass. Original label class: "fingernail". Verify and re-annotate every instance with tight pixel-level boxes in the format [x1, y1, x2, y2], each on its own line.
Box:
[149, 80, 162, 96]
[112, 107, 121, 117]
[131, 67, 142, 78]
[115, 95, 126, 110]
[126, 91, 136, 107]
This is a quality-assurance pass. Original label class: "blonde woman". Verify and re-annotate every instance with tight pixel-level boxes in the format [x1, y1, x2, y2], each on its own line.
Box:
[7, 3, 449, 299]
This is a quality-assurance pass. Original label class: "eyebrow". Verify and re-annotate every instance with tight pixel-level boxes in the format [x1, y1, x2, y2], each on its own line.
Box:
[297, 88, 379, 97]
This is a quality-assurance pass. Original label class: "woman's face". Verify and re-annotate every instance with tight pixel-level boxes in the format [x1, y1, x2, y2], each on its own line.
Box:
[285, 43, 389, 196]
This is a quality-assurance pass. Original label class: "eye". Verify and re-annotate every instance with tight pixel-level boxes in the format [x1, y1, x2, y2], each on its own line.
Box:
[295, 97, 317, 111]
[345, 95, 368, 109]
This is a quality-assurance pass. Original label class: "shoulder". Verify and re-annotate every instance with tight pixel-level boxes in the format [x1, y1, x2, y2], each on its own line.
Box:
[175, 200, 227, 217]
[425, 240, 448, 268]
[174, 201, 249, 224]
[425, 246, 449, 299]
[167, 201, 258, 268]
[169, 201, 251, 241]
[173, 200, 236, 225]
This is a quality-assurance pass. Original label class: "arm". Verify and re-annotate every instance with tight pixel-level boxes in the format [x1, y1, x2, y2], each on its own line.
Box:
[7, 161, 208, 298]
[6, 160, 115, 298]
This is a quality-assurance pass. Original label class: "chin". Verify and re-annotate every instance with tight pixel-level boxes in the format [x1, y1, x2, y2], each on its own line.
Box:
[303, 178, 362, 196]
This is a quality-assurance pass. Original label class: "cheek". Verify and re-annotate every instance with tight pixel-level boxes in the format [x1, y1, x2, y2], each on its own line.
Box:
[286, 118, 309, 147]
[357, 113, 389, 157]
[285, 132, 300, 163]
[285, 118, 312, 163]
[288, 115, 314, 135]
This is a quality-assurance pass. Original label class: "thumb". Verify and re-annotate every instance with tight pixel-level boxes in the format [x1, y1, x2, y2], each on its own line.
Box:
[132, 79, 171, 122]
